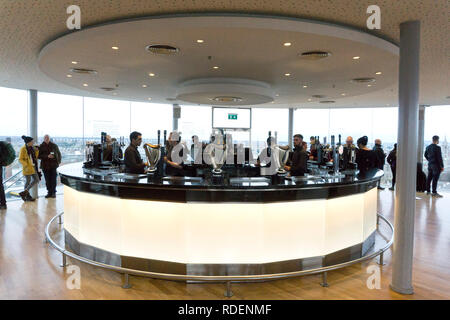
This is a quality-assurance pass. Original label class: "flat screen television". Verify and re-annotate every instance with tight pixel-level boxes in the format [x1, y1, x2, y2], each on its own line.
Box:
[212, 107, 251, 129]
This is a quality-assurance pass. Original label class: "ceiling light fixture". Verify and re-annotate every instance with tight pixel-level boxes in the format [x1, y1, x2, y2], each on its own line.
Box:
[112, 46, 119, 50]
[148, 73, 155, 77]
[66, 74, 72, 78]
[70, 68, 98, 75]
[341, 93, 346, 96]
[299, 51, 331, 60]
[213, 66, 219, 69]
[145, 44, 179, 55]
[283, 42, 292, 47]
[375, 71, 382, 75]
[302, 85, 308, 88]
[148, 98, 152, 100]
[284, 73, 291, 77]
[142, 84, 147, 88]
[83, 83, 88, 87]
[353, 56, 360, 60]
[308, 98, 312, 101]
[367, 84, 372, 87]
[71, 61, 78, 64]
[197, 39, 204, 43]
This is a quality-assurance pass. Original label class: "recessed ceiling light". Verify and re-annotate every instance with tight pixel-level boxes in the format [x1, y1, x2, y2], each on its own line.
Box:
[375, 71, 382, 75]
[353, 56, 360, 60]
[142, 84, 147, 88]
[66, 74, 72, 78]
[341, 93, 346, 96]
[283, 42, 292, 47]
[285, 73, 291, 77]
[367, 84, 372, 87]
[71, 61, 78, 64]
[83, 83, 88, 87]
[197, 39, 204, 43]
[308, 98, 312, 101]
[302, 85, 308, 88]
[148, 73, 155, 77]
[147, 98, 152, 101]
[112, 46, 119, 50]
[271, 101, 275, 103]
[213, 66, 219, 69]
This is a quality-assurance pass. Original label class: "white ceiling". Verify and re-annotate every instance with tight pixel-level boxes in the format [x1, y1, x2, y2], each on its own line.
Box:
[37, 15, 399, 107]
[0, 0, 448, 108]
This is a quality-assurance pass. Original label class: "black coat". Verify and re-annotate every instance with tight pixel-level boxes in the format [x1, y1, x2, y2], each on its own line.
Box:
[372, 144, 386, 169]
[356, 148, 377, 173]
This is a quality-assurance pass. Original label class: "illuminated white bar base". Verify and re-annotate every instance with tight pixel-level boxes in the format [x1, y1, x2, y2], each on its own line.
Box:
[64, 186, 377, 264]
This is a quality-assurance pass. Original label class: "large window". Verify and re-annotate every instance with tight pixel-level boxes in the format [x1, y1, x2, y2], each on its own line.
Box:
[38, 92, 84, 165]
[83, 97, 131, 141]
[251, 108, 289, 156]
[424, 105, 450, 190]
[0, 87, 28, 175]
[130, 102, 173, 144]
[179, 106, 211, 143]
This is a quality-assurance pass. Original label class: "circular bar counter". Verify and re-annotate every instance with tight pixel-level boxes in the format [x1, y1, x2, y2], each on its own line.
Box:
[58, 163, 383, 277]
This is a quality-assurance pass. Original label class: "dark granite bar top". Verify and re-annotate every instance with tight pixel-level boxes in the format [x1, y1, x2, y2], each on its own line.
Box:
[58, 162, 382, 203]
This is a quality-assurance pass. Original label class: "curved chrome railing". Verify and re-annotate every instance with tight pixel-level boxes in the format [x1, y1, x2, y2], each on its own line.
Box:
[45, 212, 393, 293]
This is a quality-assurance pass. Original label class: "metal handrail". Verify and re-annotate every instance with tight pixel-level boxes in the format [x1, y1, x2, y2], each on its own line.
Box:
[45, 212, 394, 283]
[3, 170, 23, 185]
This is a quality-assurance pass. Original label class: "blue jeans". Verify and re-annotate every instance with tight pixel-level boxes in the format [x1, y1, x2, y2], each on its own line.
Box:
[24, 173, 39, 192]
[426, 164, 441, 193]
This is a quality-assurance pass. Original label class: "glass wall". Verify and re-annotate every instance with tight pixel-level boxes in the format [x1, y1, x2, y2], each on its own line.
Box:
[38, 92, 84, 165]
[295, 106, 399, 186]
[0, 87, 28, 178]
[424, 105, 450, 190]
[179, 106, 211, 144]
[130, 102, 173, 145]
[251, 108, 289, 156]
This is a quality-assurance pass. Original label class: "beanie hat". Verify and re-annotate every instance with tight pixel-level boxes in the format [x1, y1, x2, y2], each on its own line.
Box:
[21, 135, 33, 144]
[357, 136, 368, 146]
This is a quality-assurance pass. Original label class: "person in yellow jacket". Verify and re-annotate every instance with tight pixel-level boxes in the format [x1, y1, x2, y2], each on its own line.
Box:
[19, 135, 40, 202]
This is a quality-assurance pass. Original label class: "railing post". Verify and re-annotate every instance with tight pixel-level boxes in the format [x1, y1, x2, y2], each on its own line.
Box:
[320, 272, 329, 287]
[378, 251, 386, 266]
[60, 253, 67, 267]
[122, 273, 132, 289]
[58, 215, 63, 225]
[224, 281, 233, 298]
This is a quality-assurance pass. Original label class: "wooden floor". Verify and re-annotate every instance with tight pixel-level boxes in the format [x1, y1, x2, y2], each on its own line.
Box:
[0, 190, 449, 300]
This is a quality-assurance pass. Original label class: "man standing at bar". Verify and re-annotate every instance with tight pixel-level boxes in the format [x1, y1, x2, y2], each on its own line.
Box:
[373, 139, 386, 190]
[425, 135, 444, 197]
[285, 134, 308, 176]
[124, 131, 147, 174]
[38, 134, 62, 198]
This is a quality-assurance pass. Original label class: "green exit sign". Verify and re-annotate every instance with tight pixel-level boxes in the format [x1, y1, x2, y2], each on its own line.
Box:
[228, 113, 238, 120]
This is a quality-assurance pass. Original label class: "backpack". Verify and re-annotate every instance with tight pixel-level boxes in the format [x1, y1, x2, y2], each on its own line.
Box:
[0, 141, 16, 166]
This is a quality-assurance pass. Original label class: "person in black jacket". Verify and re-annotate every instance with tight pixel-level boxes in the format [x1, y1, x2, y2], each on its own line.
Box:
[124, 131, 147, 174]
[355, 136, 377, 174]
[285, 134, 308, 176]
[387, 143, 397, 190]
[424, 135, 444, 197]
[372, 139, 386, 190]
[38, 135, 62, 198]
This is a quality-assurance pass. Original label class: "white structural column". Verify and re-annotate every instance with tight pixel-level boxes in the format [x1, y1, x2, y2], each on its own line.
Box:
[173, 104, 180, 131]
[390, 20, 420, 295]
[288, 108, 294, 148]
[417, 105, 426, 163]
[28, 89, 38, 199]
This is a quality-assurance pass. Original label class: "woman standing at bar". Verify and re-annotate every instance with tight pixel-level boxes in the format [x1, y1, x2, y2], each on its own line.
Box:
[355, 136, 377, 174]
[18, 136, 40, 202]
